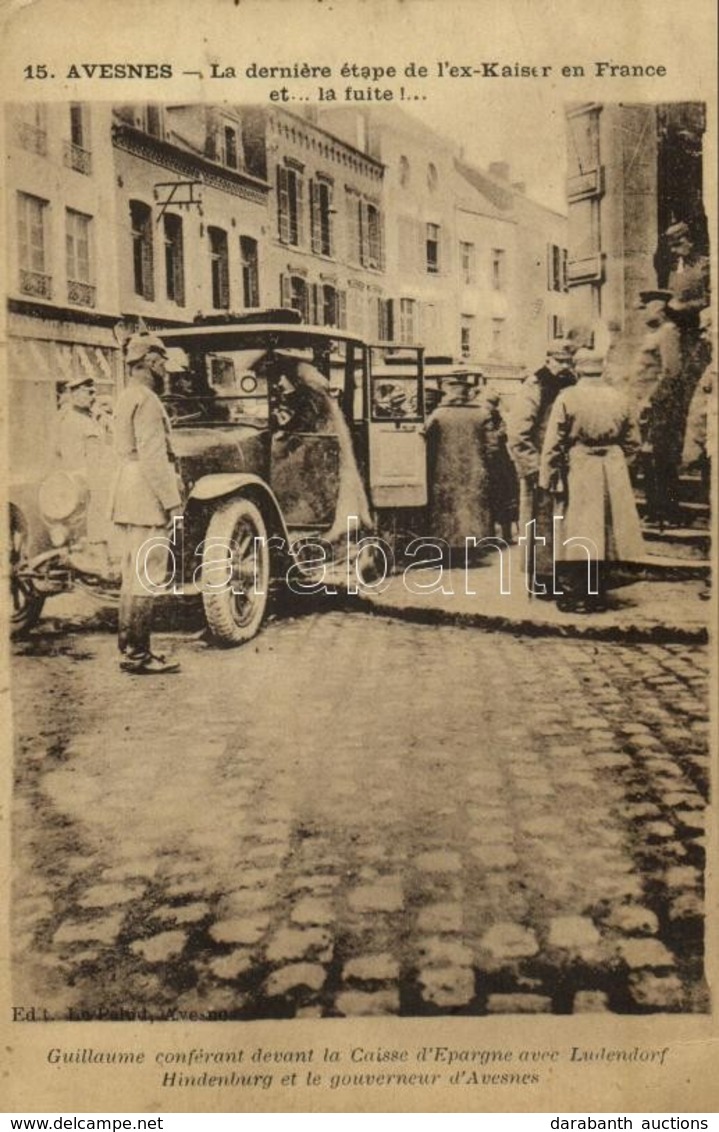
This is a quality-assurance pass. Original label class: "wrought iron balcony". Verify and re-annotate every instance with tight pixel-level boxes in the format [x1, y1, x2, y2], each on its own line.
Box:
[67, 279, 96, 307]
[19, 269, 52, 299]
[63, 140, 93, 175]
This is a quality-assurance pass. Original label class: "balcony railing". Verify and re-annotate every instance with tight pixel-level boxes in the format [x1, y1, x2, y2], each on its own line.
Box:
[19, 269, 52, 299]
[15, 121, 47, 156]
[63, 140, 93, 175]
[67, 279, 96, 307]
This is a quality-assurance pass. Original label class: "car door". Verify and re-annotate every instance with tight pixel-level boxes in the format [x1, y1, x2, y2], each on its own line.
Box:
[365, 346, 427, 509]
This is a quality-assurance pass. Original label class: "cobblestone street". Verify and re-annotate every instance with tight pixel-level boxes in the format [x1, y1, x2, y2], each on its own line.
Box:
[11, 606, 709, 1019]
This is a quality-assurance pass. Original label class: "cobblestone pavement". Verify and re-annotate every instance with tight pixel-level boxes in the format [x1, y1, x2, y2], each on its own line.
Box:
[10, 609, 710, 1018]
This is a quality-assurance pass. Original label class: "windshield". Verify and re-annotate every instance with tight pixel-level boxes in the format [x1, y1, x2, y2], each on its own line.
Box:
[161, 343, 353, 427]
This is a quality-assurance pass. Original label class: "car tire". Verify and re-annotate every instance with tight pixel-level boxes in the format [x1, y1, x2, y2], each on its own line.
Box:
[9, 504, 45, 637]
[201, 497, 271, 646]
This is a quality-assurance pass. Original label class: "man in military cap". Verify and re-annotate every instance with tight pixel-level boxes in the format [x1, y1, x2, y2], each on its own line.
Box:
[507, 343, 576, 595]
[55, 373, 103, 473]
[110, 332, 183, 674]
[665, 221, 710, 322]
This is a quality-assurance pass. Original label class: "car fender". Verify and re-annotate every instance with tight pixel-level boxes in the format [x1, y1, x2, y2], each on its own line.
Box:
[187, 473, 292, 544]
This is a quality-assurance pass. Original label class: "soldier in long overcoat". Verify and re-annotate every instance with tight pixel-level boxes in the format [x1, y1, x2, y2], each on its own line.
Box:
[424, 374, 493, 562]
[540, 346, 645, 612]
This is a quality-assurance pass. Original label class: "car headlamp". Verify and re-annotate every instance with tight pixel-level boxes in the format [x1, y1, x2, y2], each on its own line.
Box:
[38, 471, 88, 522]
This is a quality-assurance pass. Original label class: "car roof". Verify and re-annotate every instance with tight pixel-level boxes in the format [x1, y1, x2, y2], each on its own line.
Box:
[158, 322, 367, 352]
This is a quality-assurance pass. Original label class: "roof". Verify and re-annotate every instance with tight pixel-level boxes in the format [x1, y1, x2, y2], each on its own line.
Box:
[157, 317, 377, 354]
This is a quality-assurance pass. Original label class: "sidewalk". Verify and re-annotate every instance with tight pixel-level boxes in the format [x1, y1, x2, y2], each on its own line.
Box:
[353, 548, 712, 644]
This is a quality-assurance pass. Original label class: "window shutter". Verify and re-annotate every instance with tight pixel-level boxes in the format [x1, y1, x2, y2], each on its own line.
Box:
[277, 166, 290, 243]
[295, 175, 305, 248]
[310, 282, 319, 325]
[338, 289, 347, 330]
[327, 184, 335, 257]
[346, 193, 359, 264]
[280, 272, 291, 308]
[310, 179, 320, 254]
[416, 220, 424, 274]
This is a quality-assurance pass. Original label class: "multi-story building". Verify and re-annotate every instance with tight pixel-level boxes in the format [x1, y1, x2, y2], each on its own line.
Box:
[112, 103, 272, 325]
[5, 102, 120, 476]
[261, 107, 388, 338]
[312, 106, 568, 381]
[565, 101, 710, 388]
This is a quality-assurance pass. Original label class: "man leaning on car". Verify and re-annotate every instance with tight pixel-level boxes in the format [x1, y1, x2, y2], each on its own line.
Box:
[110, 332, 183, 675]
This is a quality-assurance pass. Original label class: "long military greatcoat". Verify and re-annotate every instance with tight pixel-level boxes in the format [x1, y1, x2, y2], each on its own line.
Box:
[425, 400, 493, 548]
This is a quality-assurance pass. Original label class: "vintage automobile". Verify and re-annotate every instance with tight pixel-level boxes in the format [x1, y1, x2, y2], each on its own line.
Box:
[9, 311, 428, 645]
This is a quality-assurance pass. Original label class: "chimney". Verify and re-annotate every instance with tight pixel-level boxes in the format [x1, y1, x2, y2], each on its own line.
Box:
[488, 161, 510, 181]
[512, 181, 526, 194]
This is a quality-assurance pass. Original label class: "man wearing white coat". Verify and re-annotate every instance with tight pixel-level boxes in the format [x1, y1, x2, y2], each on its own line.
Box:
[540, 344, 645, 613]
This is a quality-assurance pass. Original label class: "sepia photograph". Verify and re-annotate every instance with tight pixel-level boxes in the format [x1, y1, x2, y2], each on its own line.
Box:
[1, 0, 716, 1115]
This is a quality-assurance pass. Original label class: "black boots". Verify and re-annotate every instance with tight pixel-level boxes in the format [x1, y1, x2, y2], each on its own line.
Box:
[119, 595, 180, 674]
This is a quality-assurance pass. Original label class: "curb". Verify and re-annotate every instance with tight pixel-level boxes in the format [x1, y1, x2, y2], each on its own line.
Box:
[348, 595, 709, 645]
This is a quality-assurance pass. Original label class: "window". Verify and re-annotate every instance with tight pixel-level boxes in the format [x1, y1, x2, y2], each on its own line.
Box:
[399, 298, 417, 345]
[280, 274, 309, 322]
[378, 298, 393, 342]
[491, 248, 506, 291]
[427, 162, 438, 191]
[399, 156, 410, 187]
[240, 236, 259, 308]
[130, 200, 154, 300]
[208, 226, 230, 309]
[348, 190, 383, 268]
[224, 125, 239, 169]
[549, 314, 565, 340]
[364, 203, 383, 269]
[567, 107, 600, 177]
[15, 104, 47, 155]
[277, 164, 304, 247]
[164, 214, 185, 306]
[320, 284, 346, 329]
[310, 178, 334, 257]
[17, 192, 51, 298]
[460, 314, 474, 359]
[66, 209, 94, 306]
[65, 105, 92, 174]
[460, 241, 476, 284]
[70, 104, 85, 148]
[491, 318, 506, 356]
[144, 105, 165, 138]
[426, 223, 441, 274]
[547, 243, 567, 292]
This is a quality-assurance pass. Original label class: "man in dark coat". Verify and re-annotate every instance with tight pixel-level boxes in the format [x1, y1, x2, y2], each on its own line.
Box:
[425, 373, 493, 564]
[507, 344, 576, 595]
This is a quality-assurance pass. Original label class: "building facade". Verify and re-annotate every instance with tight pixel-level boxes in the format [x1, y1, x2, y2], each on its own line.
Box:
[5, 102, 120, 477]
[5, 99, 570, 483]
[565, 101, 710, 386]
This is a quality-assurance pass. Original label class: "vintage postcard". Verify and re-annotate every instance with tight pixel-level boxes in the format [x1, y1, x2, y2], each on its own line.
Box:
[1, 0, 717, 1114]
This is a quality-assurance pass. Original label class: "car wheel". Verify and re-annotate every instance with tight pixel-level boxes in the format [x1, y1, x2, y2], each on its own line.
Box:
[201, 497, 271, 646]
[9, 504, 45, 637]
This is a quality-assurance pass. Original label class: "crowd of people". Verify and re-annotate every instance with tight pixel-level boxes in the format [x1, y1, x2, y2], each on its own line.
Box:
[48, 219, 711, 667]
[425, 220, 712, 613]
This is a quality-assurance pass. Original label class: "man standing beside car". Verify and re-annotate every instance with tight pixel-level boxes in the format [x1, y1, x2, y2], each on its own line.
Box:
[110, 332, 183, 675]
[507, 343, 576, 596]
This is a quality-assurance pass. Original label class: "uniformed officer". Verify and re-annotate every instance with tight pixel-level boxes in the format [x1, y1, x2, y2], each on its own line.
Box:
[110, 332, 183, 675]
